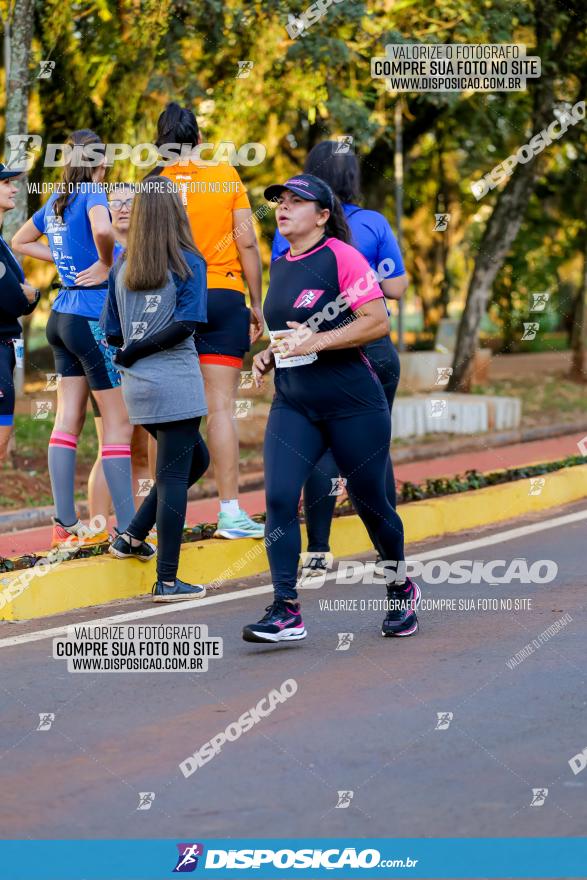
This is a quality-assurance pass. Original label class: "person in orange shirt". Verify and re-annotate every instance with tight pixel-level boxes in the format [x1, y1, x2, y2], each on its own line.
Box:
[155, 103, 265, 539]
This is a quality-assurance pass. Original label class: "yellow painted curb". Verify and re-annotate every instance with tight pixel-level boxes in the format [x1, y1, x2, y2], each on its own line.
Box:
[2, 464, 586, 621]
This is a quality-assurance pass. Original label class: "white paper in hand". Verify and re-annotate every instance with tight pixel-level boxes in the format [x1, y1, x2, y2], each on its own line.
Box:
[270, 329, 317, 369]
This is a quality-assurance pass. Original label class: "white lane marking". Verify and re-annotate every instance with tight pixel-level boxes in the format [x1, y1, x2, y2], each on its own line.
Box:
[0, 585, 275, 649]
[0, 506, 585, 650]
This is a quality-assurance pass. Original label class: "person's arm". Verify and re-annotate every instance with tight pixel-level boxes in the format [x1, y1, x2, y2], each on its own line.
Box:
[233, 207, 263, 343]
[114, 255, 206, 367]
[313, 299, 390, 349]
[377, 217, 408, 300]
[89, 203, 114, 266]
[0, 253, 36, 316]
[380, 274, 408, 300]
[20, 283, 41, 314]
[114, 321, 197, 367]
[274, 300, 389, 359]
[75, 204, 114, 286]
[100, 270, 124, 347]
[230, 166, 262, 343]
[252, 346, 275, 388]
[11, 218, 53, 263]
[273, 239, 389, 359]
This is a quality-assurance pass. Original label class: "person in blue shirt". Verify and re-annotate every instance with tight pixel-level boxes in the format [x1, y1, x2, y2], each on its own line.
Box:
[270, 141, 408, 576]
[12, 129, 135, 549]
[0, 164, 40, 462]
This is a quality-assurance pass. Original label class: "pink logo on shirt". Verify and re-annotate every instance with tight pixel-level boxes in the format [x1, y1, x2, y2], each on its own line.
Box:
[293, 289, 325, 308]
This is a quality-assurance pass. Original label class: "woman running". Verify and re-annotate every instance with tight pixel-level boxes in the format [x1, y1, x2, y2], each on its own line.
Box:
[0, 164, 40, 462]
[154, 103, 264, 540]
[272, 142, 408, 575]
[87, 184, 153, 528]
[12, 129, 135, 548]
[243, 174, 420, 643]
[102, 177, 210, 602]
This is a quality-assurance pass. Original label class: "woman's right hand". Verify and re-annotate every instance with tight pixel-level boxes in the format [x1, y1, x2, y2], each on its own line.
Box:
[252, 347, 275, 388]
[75, 260, 110, 287]
[249, 305, 264, 344]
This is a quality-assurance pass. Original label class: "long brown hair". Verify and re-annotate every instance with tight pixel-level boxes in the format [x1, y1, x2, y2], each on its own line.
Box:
[53, 129, 103, 220]
[124, 177, 204, 291]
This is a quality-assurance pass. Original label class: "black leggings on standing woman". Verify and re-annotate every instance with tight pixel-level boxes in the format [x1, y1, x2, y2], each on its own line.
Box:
[125, 417, 209, 581]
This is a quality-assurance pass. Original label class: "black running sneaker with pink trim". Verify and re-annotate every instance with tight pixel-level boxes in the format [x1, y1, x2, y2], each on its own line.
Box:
[243, 599, 307, 643]
[381, 578, 421, 637]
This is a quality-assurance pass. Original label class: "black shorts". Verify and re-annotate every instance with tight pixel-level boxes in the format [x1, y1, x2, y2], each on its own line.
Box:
[0, 339, 16, 424]
[194, 288, 250, 368]
[46, 311, 121, 391]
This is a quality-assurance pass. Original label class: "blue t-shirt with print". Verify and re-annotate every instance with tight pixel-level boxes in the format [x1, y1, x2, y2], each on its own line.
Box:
[32, 184, 110, 320]
[271, 202, 405, 278]
[113, 240, 125, 262]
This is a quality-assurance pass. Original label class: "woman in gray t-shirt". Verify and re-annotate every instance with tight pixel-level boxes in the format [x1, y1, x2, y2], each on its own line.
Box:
[101, 178, 210, 602]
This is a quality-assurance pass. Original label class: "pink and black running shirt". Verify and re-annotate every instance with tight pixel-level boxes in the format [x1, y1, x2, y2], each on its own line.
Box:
[263, 235, 389, 419]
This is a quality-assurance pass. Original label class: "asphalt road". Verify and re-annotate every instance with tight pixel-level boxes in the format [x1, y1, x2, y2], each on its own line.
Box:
[0, 503, 585, 842]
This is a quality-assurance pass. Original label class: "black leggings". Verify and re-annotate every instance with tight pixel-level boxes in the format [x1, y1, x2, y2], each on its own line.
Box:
[265, 401, 405, 601]
[303, 336, 400, 552]
[126, 417, 210, 581]
[0, 340, 16, 423]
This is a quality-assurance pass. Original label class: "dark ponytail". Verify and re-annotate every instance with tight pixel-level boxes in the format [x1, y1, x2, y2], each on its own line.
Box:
[53, 129, 102, 220]
[156, 102, 199, 150]
[322, 196, 351, 243]
[305, 141, 361, 204]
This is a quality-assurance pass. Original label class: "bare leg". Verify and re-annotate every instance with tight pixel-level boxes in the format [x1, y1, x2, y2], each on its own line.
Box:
[91, 387, 133, 447]
[147, 432, 157, 481]
[49, 376, 89, 526]
[88, 416, 111, 521]
[0, 425, 12, 465]
[200, 362, 240, 501]
[131, 424, 152, 508]
[91, 386, 134, 532]
[55, 376, 88, 436]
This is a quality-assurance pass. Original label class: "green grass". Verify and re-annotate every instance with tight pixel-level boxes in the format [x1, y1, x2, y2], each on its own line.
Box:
[472, 376, 587, 423]
[13, 414, 99, 462]
[9, 375, 585, 470]
[480, 331, 570, 354]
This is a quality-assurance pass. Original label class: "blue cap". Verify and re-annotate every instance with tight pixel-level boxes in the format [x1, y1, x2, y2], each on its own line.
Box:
[0, 162, 24, 180]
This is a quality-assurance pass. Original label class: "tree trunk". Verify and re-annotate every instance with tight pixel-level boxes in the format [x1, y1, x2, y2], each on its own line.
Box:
[447, 51, 561, 390]
[448, 135, 550, 389]
[3, 0, 34, 245]
[570, 235, 587, 382]
[3, 19, 10, 84]
[3, 0, 34, 406]
[447, 0, 587, 392]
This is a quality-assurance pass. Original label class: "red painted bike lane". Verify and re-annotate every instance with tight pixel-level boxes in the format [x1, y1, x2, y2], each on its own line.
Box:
[0, 432, 583, 558]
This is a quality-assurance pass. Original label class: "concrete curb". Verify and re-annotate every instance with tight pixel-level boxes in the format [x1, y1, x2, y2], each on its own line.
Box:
[2, 463, 586, 622]
[1, 420, 585, 534]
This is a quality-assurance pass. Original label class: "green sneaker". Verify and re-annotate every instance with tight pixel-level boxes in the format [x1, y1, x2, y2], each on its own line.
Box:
[214, 510, 265, 540]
